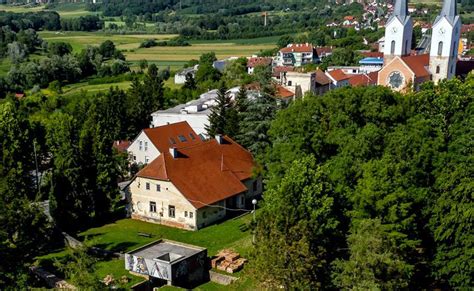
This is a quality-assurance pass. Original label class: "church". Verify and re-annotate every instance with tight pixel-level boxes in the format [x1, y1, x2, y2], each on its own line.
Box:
[378, 0, 461, 91]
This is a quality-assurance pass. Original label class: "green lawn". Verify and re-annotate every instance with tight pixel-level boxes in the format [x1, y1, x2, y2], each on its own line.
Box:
[0, 3, 97, 18]
[80, 214, 254, 257]
[36, 214, 256, 290]
[0, 59, 11, 77]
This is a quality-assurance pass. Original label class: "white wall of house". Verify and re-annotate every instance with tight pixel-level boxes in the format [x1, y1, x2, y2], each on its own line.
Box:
[280, 72, 316, 95]
[151, 114, 209, 137]
[127, 131, 160, 165]
[129, 177, 198, 230]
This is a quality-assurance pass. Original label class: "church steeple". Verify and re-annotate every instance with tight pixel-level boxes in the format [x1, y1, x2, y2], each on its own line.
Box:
[429, 0, 461, 83]
[438, 0, 457, 24]
[383, 0, 413, 64]
[392, 0, 409, 23]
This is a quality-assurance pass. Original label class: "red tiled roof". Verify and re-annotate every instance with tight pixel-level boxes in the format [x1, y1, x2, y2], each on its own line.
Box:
[315, 69, 332, 85]
[280, 43, 314, 53]
[327, 69, 350, 81]
[137, 136, 255, 208]
[143, 121, 203, 153]
[315, 47, 333, 56]
[272, 65, 294, 77]
[461, 24, 474, 34]
[344, 16, 355, 21]
[401, 54, 430, 78]
[275, 84, 295, 99]
[247, 57, 272, 68]
[348, 71, 379, 86]
[113, 140, 131, 152]
[361, 51, 384, 58]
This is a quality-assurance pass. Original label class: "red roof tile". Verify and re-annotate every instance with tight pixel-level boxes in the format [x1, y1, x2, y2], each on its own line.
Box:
[348, 71, 379, 86]
[272, 65, 294, 77]
[315, 69, 332, 85]
[280, 43, 314, 53]
[275, 84, 295, 99]
[143, 121, 203, 153]
[137, 136, 255, 208]
[327, 69, 350, 81]
[401, 54, 430, 78]
[315, 47, 333, 57]
[113, 140, 131, 152]
[247, 57, 272, 68]
[361, 51, 384, 58]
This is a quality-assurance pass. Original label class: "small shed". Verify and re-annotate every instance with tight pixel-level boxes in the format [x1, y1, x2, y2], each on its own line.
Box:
[125, 239, 208, 287]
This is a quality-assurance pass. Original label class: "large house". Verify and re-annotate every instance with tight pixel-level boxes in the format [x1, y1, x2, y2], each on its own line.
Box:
[128, 135, 262, 230]
[128, 122, 203, 165]
[275, 44, 317, 67]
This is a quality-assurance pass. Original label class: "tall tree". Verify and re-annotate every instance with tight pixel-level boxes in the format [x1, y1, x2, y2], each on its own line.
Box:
[254, 156, 341, 289]
[205, 86, 239, 138]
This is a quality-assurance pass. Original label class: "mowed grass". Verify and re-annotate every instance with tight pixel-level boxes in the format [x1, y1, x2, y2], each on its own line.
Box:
[59, 80, 132, 97]
[125, 42, 276, 62]
[0, 3, 97, 18]
[79, 214, 254, 257]
[39, 31, 177, 52]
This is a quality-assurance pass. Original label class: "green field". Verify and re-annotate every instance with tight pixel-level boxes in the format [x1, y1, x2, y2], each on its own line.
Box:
[39, 31, 177, 52]
[0, 3, 97, 18]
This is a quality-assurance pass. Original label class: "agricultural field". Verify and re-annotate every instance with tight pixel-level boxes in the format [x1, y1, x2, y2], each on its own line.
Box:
[0, 3, 97, 18]
[38, 31, 177, 52]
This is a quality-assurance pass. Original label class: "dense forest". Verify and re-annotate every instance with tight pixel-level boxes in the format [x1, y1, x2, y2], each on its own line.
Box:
[251, 78, 473, 289]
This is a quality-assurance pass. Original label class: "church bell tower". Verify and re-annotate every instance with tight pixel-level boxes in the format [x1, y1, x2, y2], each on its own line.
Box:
[429, 0, 461, 83]
[383, 0, 413, 65]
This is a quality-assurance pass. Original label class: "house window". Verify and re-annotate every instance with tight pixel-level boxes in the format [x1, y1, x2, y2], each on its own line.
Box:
[146, 182, 150, 190]
[150, 201, 156, 213]
[189, 133, 196, 140]
[156, 184, 161, 192]
[253, 180, 258, 192]
[203, 211, 207, 219]
[240, 196, 245, 205]
[144, 141, 148, 151]
[438, 41, 443, 56]
[178, 135, 187, 142]
[390, 40, 395, 54]
[139, 140, 143, 151]
[288, 80, 292, 86]
[133, 155, 137, 161]
[145, 156, 150, 164]
[169, 205, 175, 218]
[436, 66, 440, 74]
[190, 212, 193, 218]
[185, 211, 188, 217]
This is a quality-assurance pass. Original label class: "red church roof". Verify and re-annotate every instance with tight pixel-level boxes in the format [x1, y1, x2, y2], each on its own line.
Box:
[401, 54, 430, 77]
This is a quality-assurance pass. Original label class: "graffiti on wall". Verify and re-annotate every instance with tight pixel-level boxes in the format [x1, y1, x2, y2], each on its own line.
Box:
[125, 254, 171, 280]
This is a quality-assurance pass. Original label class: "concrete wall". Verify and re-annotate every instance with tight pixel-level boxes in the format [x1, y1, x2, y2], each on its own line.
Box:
[130, 177, 198, 230]
[281, 72, 315, 95]
[128, 131, 160, 165]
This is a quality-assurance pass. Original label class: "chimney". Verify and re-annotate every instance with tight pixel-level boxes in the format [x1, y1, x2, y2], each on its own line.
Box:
[169, 147, 178, 158]
[215, 134, 224, 144]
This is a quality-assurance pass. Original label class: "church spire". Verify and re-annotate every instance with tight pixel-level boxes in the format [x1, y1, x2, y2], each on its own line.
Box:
[438, 0, 457, 24]
[393, 0, 408, 21]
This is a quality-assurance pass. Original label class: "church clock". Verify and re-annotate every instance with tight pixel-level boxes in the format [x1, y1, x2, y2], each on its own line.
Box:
[388, 71, 404, 89]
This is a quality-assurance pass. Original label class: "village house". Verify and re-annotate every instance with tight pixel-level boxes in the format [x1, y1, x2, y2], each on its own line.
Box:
[326, 69, 351, 88]
[274, 43, 317, 67]
[247, 57, 273, 74]
[128, 135, 262, 230]
[127, 122, 203, 165]
[174, 66, 198, 84]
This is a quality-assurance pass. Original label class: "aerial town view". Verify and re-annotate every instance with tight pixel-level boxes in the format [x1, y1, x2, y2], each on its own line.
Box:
[0, 0, 472, 289]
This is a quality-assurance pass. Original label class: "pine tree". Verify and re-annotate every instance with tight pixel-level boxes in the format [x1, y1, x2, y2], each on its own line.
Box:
[205, 86, 239, 138]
